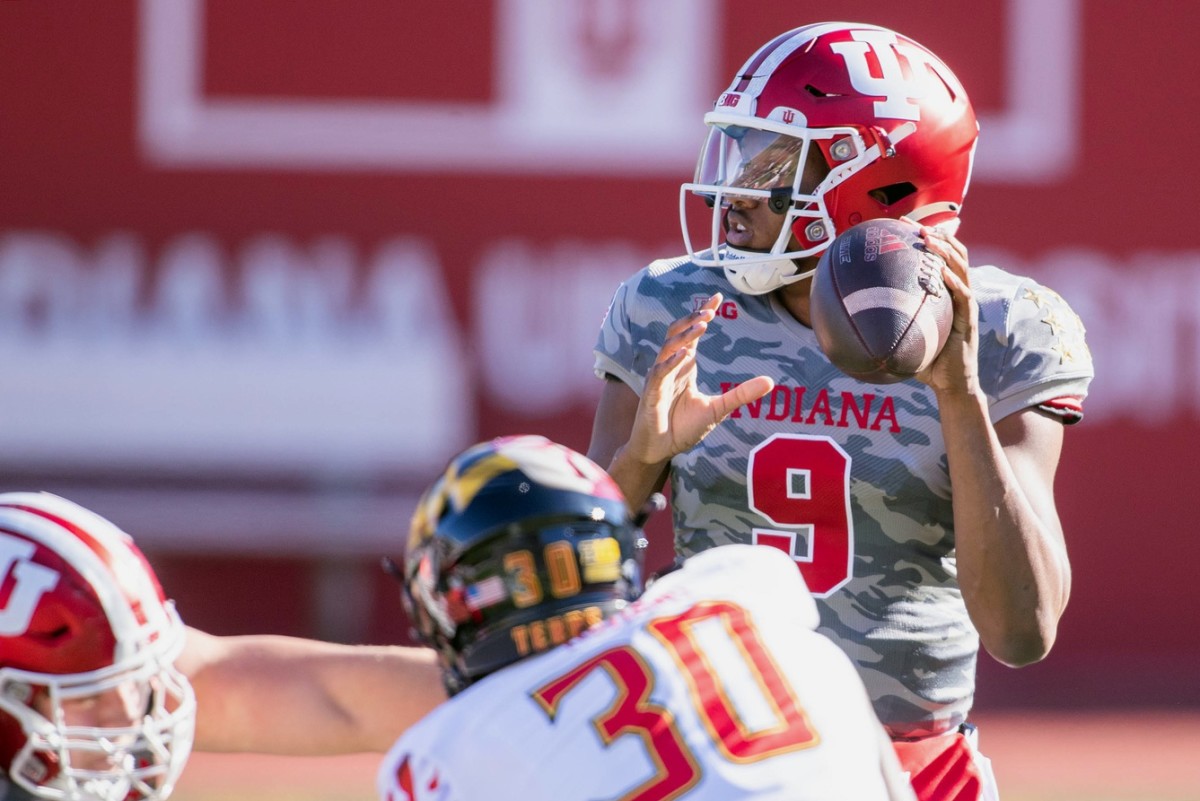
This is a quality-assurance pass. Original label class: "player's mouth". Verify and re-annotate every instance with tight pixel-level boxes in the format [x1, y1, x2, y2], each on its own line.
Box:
[724, 210, 769, 251]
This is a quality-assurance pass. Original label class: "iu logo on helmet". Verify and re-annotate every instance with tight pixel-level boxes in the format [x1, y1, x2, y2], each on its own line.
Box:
[829, 29, 955, 121]
[0, 534, 61, 637]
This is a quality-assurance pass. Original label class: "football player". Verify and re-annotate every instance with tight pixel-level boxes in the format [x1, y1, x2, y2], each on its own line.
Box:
[377, 435, 915, 801]
[0, 492, 443, 801]
[588, 21, 1094, 801]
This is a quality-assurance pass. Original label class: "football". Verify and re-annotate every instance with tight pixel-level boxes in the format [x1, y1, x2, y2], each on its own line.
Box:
[809, 218, 953, 384]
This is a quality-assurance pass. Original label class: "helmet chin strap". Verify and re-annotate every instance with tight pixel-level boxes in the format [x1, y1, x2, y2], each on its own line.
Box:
[722, 250, 813, 295]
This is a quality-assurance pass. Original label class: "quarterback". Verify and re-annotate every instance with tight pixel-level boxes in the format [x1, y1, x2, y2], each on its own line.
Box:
[588, 21, 1094, 800]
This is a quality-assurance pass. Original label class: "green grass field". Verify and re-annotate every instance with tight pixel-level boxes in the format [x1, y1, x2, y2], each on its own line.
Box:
[172, 711, 1200, 801]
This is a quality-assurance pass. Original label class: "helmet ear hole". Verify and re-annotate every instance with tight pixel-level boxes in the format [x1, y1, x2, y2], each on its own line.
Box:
[870, 182, 918, 207]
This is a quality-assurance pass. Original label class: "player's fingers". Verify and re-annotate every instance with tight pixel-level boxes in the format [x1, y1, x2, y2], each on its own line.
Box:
[921, 226, 969, 269]
[940, 263, 976, 332]
[673, 348, 699, 392]
[922, 232, 969, 286]
[649, 344, 698, 399]
[712, 375, 774, 421]
[655, 319, 707, 365]
[663, 309, 713, 341]
[941, 262, 971, 301]
[645, 346, 687, 391]
[663, 294, 721, 340]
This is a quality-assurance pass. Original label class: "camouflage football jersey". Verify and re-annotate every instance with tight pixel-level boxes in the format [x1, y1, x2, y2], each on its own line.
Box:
[378, 546, 915, 801]
[593, 255, 1094, 738]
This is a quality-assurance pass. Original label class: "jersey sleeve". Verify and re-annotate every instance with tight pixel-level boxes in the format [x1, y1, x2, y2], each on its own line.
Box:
[593, 260, 688, 396]
[593, 277, 645, 394]
[976, 271, 1094, 425]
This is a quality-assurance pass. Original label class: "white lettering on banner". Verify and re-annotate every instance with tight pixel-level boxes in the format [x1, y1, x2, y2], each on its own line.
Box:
[137, 0, 716, 174]
[5, 229, 1198, 483]
[475, 240, 653, 413]
[476, 241, 1197, 424]
[136, 0, 1076, 182]
[0, 535, 61, 637]
[0, 232, 472, 474]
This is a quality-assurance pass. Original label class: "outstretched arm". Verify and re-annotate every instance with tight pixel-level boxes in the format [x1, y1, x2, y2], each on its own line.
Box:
[588, 293, 774, 511]
[178, 627, 445, 754]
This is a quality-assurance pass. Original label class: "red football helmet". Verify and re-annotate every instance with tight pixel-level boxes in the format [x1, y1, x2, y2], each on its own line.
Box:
[681, 21, 979, 294]
[0, 493, 194, 801]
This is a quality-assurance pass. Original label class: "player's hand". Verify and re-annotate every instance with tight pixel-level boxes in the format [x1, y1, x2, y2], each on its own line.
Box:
[625, 293, 774, 465]
[913, 225, 981, 396]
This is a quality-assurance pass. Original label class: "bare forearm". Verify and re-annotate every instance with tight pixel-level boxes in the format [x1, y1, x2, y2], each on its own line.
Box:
[182, 630, 444, 754]
[606, 443, 671, 512]
[938, 393, 1070, 666]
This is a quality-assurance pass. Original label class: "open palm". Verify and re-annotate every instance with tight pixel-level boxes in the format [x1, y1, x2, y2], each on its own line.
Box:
[625, 293, 774, 466]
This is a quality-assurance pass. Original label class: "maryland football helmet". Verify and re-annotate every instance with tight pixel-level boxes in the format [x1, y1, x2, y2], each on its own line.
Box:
[681, 21, 979, 294]
[0, 493, 195, 801]
[399, 436, 644, 695]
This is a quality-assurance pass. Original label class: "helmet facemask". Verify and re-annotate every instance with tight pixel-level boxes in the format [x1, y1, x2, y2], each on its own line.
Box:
[681, 110, 912, 295]
[0, 610, 195, 801]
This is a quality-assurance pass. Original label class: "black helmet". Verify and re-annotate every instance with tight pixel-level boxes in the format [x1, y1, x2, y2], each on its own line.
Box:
[400, 435, 643, 694]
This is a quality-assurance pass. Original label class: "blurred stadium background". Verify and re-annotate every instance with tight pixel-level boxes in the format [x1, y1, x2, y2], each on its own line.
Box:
[2, 0, 1198, 798]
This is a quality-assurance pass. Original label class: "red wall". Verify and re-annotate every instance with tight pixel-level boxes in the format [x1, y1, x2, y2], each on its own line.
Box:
[3, 1, 1197, 708]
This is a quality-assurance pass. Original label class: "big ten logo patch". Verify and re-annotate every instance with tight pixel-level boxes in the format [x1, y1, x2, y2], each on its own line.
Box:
[0, 534, 61, 637]
[691, 295, 739, 319]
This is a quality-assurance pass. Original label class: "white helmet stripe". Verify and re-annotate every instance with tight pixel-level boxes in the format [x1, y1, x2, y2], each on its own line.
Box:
[730, 22, 892, 98]
[0, 493, 164, 661]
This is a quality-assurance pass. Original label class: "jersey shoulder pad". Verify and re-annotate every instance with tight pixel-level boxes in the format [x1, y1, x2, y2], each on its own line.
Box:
[971, 264, 1093, 422]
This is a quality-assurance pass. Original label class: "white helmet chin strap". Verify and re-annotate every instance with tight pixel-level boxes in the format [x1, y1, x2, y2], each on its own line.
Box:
[721, 249, 814, 295]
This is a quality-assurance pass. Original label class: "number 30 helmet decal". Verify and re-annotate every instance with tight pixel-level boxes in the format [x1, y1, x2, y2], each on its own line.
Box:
[396, 436, 644, 695]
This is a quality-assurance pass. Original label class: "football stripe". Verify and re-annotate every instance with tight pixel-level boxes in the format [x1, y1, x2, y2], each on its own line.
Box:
[842, 287, 922, 318]
[915, 308, 942, 369]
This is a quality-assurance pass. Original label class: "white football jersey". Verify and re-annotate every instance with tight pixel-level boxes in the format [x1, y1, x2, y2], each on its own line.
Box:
[378, 545, 915, 801]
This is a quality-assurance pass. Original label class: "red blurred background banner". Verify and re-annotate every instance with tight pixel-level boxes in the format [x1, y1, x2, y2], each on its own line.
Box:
[2, 0, 1196, 707]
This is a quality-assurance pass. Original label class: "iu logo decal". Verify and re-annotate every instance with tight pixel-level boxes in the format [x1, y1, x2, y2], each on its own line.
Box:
[0, 534, 61, 637]
[829, 30, 953, 121]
